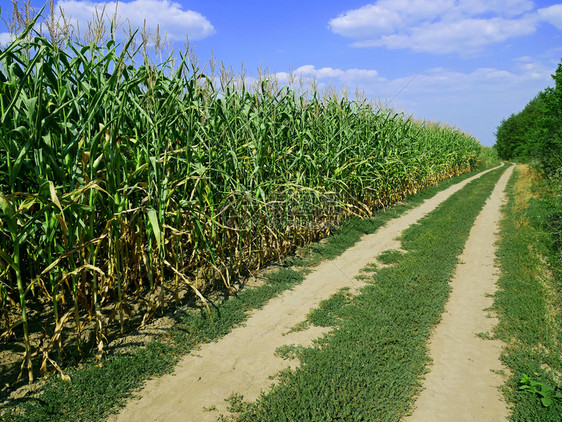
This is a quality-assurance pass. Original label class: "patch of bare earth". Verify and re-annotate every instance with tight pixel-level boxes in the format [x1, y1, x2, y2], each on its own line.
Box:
[110, 166, 501, 422]
[404, 164, 514, 422]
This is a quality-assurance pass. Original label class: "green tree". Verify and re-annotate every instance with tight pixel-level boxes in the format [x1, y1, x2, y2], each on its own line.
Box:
[495, 94, 545, 160]
[537, 61, 562, 178]
[494, 58, 562, 179]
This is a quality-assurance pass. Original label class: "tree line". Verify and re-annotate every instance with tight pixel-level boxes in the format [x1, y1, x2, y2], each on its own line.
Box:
[495, 59, 562, 179]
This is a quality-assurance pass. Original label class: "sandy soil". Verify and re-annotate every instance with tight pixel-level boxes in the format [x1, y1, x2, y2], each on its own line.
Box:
[110, 166, 502, 422]
[404, 164, 514, 422]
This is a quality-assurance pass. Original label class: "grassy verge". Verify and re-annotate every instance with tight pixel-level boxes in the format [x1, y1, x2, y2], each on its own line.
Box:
[492, 165, 562, 420]
[1, 167, 496, 421]
[225, 166, 507, 421]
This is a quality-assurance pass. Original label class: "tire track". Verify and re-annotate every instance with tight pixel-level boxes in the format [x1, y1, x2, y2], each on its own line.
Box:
[404, 164, 514, 422]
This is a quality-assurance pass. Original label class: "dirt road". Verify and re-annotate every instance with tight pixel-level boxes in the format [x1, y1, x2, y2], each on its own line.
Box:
[405, 164, 513, 421]
[111, 165, 506, 422]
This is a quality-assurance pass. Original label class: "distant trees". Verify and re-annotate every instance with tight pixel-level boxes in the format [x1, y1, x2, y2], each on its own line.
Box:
[495, 59, 562, 179]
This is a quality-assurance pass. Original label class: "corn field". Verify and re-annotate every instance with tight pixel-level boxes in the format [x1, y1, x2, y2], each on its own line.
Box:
[0, 22, 484, 384]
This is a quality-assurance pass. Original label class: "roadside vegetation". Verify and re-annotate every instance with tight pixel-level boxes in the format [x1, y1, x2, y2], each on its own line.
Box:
[493, 57, 562, 420]
[0, 3, 493, 394]
[493, 165, 562, 420]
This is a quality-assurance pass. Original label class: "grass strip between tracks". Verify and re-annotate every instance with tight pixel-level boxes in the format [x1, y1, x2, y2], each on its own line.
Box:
[492, 165, 562, 421]
[1, 167, 496, 422]
[227, 166, 507, 421]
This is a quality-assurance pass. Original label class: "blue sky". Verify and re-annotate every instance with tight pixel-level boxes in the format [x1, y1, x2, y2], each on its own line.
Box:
[1, 1, 562, 146]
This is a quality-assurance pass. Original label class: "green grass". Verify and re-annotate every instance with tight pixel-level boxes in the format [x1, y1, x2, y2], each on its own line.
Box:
[229, 166, 507, 421]
[0, 167, 495, 421]
[376, 249, 404, 265]
[491, 166, 562, 421]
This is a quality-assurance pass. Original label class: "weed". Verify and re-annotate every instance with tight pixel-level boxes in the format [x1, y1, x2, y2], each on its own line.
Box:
[376, 249, 404, 265]
[476, 331, 492, 340]
[519, 374, 562, 407]
[274, 344, 305, 361]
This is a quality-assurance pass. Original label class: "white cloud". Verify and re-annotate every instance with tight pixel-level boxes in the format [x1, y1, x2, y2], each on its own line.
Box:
[0, 32, 14, 46]
[380, 61, 552, 145]
[455, 0, 534, 17]
[538, 4, 562, 29]
[409, 17, 536, 53]
[276, 65, 380, 84]
[329, 0, 544, 55]
[55, 0, 214, 41]
[328, 4, 403, 38]
[341, 68, 380, 81]
[273, 60, 551, 102]
[272, 60, 553, 145]
[295, 65, 344, 79]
